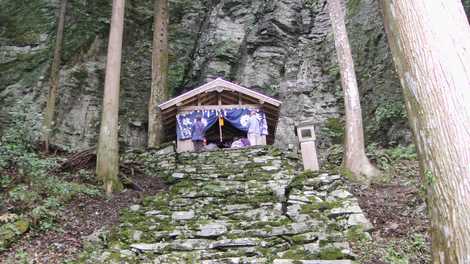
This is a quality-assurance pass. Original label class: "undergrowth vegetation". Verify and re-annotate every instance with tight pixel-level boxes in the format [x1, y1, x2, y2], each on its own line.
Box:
[325, 142, 418, 184]
[351, 231, 430, 264]
[0, 110, 100, 251]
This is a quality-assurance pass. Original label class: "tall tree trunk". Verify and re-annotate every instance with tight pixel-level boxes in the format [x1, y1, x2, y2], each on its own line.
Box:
[326, 0, 380, 183]
[41, 0, 67, 153]
[381, 1, 470, 262]
[96, 0, 125, 196]
[148, 0, 169, 148]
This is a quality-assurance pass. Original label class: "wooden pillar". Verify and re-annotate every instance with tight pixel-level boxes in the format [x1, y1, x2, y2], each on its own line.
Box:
[218, 93, 223, 142]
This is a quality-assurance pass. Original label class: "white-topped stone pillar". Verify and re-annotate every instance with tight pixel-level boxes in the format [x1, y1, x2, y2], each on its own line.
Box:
[297, 122, 319, 171]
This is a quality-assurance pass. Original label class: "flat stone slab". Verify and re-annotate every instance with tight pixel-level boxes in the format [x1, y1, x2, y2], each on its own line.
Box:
[202, 257, 268, 264]
[172, 210, 195, 221]
[347, 213, 374, 231]
[196, 223, 228, 237]
[330, 189, 353, 199]
[172, 172, 185, 179]
[329, 203, 363, 218]
[129, 243, 166, 252]
[210, 238, 260, 249]
[273, 260, 353, 264]
[170, 239, 211, 251]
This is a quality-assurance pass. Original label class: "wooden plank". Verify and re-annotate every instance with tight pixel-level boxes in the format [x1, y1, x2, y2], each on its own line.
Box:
[220, 94, 239, 105]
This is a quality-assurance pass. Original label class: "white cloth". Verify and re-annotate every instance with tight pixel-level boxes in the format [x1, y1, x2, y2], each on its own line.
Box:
[248, 133, 259, 146]
[247, 115, 260, 134]
[231, 139, 244, 148]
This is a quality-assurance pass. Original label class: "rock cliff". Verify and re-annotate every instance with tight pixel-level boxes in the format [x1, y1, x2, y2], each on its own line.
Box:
[3, 0, 464, 151]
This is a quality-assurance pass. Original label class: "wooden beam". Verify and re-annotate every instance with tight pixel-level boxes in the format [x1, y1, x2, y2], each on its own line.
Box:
[179, 104, 261, 112]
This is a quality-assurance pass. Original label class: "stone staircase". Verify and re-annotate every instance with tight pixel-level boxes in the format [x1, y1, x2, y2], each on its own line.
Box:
[81, 146, 371, 264]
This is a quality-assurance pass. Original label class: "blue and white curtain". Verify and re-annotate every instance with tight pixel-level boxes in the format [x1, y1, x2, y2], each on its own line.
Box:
[221, 108, 268, 135]
[176, 108, 268, 140]
[176, 110, 219, 140]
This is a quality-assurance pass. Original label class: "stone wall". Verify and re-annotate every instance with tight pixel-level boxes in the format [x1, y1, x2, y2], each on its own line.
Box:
[80, 146, 372, 263]
[123, 143, 177, 182]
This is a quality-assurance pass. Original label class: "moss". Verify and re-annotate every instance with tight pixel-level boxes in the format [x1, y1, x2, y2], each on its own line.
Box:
[347, 0, 362, 16]
[300, 200, 342, 214]
[339, 167, 355, 182]
[318, 246, 344, 260]
[327, 65, 340, 78]
[323, 117, 344, 144]
[225, 193, 274, 205]
[327, 222, 342, 232]
[282, 248, 317, 260]
[14, 219, 29, 233]
[143, 194, 169, 209]
[291, 234, 309, 244]
[0, 0, 54, 45]
[289, 170, 318, 190]
[346, 226, 367, 242]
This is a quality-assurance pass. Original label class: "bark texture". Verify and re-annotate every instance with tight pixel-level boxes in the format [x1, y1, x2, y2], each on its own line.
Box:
[96, 0, 125, 195]
[148, 0, 169, 148]
[326, 0, 380, 183]
[381, 1, 470, 262]
[41, 0, 67, 153]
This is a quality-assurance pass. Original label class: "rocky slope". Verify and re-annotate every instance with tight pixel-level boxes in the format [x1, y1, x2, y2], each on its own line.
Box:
[5, 0, 466, 151]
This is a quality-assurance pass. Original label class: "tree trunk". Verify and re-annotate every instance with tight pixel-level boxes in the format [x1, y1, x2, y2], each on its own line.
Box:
[96, 0, 125, 196]
[381, 1, 470, 262]
[148, 0, 169, 148]
[41, 0, 67, 153]
[326, 0, 380, 183]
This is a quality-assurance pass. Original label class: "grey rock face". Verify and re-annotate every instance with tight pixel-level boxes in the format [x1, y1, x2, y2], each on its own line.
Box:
[0, 0, 408, 152]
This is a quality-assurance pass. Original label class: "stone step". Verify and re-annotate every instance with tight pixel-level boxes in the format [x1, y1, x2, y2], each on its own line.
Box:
[273, 260, 353, 264]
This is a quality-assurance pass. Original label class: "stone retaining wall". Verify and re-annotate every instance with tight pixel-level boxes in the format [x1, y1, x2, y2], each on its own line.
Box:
[80, 146, 372, 264]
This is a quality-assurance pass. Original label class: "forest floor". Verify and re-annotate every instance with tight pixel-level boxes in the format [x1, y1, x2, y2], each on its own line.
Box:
[350, 159, 431, 263]
[0, 166, 166, 264]
[0, 149, 430, 263]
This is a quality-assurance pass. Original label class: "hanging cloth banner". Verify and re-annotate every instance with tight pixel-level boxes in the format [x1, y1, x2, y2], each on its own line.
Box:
[176, 108, 268, 140]
[222, 108, 269, 136]
[176, 110, 219, 140]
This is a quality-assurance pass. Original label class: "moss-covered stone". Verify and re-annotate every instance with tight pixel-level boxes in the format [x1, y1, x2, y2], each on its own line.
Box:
[318, 246, 345, 260]
[77, 147, 370, 263]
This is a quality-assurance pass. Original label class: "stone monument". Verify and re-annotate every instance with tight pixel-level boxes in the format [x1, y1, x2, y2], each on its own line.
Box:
[297, 122, 320, 171]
